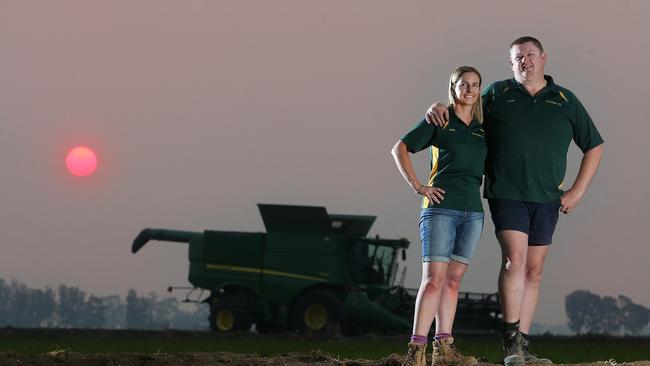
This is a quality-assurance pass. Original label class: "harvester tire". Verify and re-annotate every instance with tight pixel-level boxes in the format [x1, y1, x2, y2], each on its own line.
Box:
[209, 302, 252, 332]
[292, 290, 342, 335]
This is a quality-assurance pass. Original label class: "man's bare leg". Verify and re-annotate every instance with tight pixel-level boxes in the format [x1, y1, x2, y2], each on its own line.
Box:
[517, 245, 553, 364]
[497, 230, 529, 323]
[519, 245, 549, 334]
[497, 230, 528, 366]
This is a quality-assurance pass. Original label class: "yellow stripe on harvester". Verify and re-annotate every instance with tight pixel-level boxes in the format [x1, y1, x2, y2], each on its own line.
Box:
[206, 264, 261, 274]
[205, 264, 327, 282]
[264, 269, 327, 282]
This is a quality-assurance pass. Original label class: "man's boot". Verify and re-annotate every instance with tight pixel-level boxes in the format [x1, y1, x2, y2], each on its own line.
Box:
[402, 342, 427, 366]
[431, 337, 477, 366]
[521, 335, 552, 364]
[502, 330, 525, 366]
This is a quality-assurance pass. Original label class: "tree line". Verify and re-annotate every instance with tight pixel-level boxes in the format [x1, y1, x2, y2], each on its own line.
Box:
[0, 278, 208, 329]
[565, 290, 650, 335]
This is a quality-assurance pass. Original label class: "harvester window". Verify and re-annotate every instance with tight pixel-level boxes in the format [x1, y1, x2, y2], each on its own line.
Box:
[349, 241, 395, 285]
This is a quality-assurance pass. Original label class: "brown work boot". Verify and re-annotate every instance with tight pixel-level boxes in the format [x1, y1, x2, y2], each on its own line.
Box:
[431, 337, 478, 366]
[402, 342, 427, 366]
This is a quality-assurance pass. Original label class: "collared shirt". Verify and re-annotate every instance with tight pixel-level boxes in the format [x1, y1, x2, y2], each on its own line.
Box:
[482, 75, 604, 203]
[401, 107, 487, 212]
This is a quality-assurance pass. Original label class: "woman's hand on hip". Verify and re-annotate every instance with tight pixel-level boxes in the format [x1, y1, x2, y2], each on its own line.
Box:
[419, 186, 445, 204]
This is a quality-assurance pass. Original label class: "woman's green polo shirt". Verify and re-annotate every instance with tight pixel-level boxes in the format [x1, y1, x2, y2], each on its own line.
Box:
[401, 108, 487, 212]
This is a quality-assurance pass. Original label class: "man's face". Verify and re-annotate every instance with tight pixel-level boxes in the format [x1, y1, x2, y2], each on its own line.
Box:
[509, 42, 546, 80]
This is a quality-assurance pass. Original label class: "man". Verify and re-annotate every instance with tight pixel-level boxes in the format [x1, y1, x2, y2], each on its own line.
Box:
[426, 37, 603, 366]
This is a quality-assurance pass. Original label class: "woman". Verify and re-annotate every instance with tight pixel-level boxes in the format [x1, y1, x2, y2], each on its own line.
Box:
[390, 66, 487, 366]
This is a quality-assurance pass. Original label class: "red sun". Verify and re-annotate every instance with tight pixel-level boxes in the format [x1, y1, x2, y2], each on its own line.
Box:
[66, 146, 98, 177]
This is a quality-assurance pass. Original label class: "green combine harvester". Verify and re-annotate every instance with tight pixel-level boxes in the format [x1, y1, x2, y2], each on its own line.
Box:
[132, 204, 500, 334]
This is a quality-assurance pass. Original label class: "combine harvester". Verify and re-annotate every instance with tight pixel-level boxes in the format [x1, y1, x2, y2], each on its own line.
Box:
[132, 204, 500, 334]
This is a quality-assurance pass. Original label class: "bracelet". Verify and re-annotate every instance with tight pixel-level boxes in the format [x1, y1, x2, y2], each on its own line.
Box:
[415, 184, 425, 194]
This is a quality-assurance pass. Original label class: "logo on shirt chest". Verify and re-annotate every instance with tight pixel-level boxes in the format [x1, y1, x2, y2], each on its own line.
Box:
[472, 128, 485, 139]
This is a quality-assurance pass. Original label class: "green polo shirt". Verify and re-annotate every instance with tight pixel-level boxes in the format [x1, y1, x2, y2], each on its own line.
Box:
[482, 76, 604, 203]
[401, 107, 487, 212]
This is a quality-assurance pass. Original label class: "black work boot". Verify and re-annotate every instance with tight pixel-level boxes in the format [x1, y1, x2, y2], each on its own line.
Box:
[521, 334, 552, 364]
[502, 330, 525, 366]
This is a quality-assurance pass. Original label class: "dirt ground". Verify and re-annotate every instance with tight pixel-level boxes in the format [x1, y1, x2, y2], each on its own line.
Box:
[1, 352, 649, 366]
[0, 329, 648, 366]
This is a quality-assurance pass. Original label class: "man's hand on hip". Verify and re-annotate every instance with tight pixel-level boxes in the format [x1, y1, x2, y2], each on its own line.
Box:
[560, 188, 584, 214]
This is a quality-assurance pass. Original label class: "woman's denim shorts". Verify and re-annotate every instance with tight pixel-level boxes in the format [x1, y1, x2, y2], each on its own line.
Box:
[419, 208, 484, 264]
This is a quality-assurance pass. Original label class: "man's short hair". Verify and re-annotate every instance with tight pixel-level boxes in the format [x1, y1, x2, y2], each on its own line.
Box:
[510, 36, 544, 53]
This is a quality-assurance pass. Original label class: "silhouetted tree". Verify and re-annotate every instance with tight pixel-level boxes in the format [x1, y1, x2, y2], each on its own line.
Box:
[599, 296, 621, 334]
[100, 295, 126, 329]
[149, 294, 179, 329]
[0, 279, 209, 330]
[126, 289, 154, 329]
[0, 280, 55, 327]
[565, 290, 601, 334]
[9, 281, 33, 326]
[84, 294, 107, 328]
[618, 295, 650, 335]
[0, 280, 8, 325]
[28, 287, 57, 327]
[57, 285, 88, 327]
[566, 290, 650, 335]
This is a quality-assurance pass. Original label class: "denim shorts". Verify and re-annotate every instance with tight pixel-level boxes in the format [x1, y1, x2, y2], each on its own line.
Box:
[419, 208, 484, 264]
[487, 199, 561, 245]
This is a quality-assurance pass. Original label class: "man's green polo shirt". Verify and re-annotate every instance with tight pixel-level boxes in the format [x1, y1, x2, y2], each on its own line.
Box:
[482, 75, 604, 203]
[401, 107, 487, 212]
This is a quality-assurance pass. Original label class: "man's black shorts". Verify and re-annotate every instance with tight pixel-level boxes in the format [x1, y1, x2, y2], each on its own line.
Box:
[487, 199, 561, 245]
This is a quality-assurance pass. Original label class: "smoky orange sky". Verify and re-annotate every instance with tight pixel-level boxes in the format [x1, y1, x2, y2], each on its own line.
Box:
[1, 1, 647, 326]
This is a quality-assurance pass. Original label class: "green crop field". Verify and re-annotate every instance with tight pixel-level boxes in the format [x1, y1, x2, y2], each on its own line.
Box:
[1, 329, 649, 364]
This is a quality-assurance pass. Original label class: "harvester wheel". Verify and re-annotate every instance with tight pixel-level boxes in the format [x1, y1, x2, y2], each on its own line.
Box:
[292, 290, 342, 335]
[209, 301, 252, 332]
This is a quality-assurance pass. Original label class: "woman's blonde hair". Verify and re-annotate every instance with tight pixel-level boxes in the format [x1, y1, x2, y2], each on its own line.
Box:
[448, 66, 483, 123]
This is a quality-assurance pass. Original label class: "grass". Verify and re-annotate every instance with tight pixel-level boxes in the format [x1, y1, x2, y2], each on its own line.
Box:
[0, 329, 649, 363]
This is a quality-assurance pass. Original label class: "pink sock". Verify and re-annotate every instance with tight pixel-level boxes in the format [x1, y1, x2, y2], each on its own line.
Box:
[435, 333, 451, 340]
[410, 334, 428, 345]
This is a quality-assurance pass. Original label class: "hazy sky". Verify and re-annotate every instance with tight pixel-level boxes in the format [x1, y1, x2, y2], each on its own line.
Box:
[2, 1, 648, 325]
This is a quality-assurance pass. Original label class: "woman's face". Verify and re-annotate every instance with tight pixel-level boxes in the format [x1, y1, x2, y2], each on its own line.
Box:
[453, 72, 481, 107]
